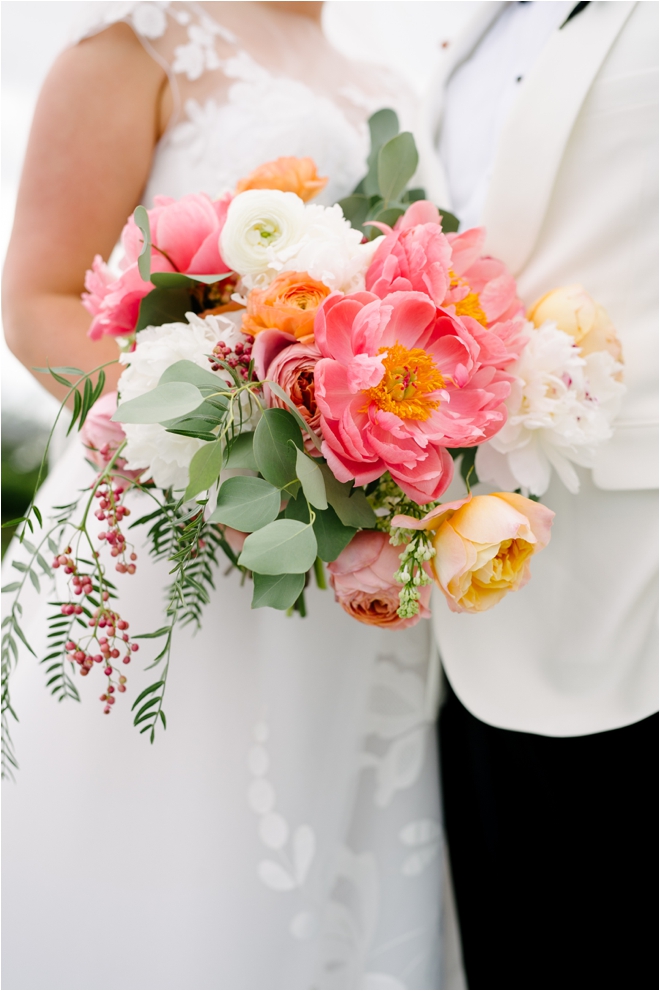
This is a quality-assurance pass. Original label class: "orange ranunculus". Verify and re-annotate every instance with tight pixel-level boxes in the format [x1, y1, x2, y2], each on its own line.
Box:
[242, 271, 331, 341]
[393, 492, 554, 614]
[528, 284, 623, 369]
[235, 157, 328, 202]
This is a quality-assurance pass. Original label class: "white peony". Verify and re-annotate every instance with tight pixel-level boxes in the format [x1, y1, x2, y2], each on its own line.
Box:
[476, 320, 626, 496]
[118, 312, 250, 491]
[220, 189, 306, 281]
[221, 189, 382, 293]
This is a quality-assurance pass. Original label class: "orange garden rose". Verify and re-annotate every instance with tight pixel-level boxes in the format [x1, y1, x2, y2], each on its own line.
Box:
[393, 492, 554, 614]
[528, 284, 623, 369]
[242, 270, 331, 340]
[235, 156, 328, 202]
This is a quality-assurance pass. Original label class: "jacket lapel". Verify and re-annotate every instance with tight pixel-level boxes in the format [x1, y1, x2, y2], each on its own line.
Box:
[417, 1, 506, 208]
[482, 1, 637, 274]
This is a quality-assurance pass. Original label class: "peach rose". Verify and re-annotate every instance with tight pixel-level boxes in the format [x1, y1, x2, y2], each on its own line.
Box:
[393, 492, 554, 614]
[528, 284, 623, 368]
[242, 270, 331, 341]
[327, 530, 431, 629]
[236, 156, 328, 202]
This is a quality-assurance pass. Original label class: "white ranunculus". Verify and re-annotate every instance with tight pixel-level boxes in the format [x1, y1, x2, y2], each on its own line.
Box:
[220, 189, 306, 281]
[221, 190, 382, 293]
[475, 320, 625, 496]
[118, 312, 251, 491]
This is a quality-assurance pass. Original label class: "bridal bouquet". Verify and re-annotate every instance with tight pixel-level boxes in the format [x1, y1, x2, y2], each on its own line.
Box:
[2, 111, 624, 765]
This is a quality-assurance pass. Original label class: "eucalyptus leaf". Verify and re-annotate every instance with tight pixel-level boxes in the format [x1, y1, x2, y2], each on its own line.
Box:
[402, 188, 426, 203]
[159, 359, 229, 394]
[209, 476, 280, 532]
[224, 432, 258, 470]
[378, 132, 419, 204]
[319, 464, 377, 528]
[284, 493, 310, 523]
[136, 286, 192, 332]
[253, 408, 303, 488]
[439, 208, 460, 234]
[337, 193, 371, 232]
[252, 572, 305, 611]
[266, 382, 323, 451]
[184, 440, 224, 500]
[134, 205, 152, 283]
[312, 505, 356, 562]
[363, 108, 400, 197]
[113, 382, 203, 424]
[238, 519, 317, 575]
[295, 447, 327, 509]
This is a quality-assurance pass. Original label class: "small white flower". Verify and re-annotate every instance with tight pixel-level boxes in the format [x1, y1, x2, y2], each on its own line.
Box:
[476, 320, 625, 495]
[118, 312, 251, 491]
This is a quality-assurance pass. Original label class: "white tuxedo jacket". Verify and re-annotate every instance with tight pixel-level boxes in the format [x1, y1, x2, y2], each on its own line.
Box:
[419, 1, 658, 736]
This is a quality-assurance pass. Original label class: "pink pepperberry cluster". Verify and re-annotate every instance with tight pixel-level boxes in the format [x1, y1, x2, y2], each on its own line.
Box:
[64, 608, 139, 713]
[208, 334, 256, 381]
[94, 480, 137, 574]
[52, 546, 86, 616]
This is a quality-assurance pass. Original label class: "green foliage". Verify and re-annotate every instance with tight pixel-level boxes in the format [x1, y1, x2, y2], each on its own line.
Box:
[378, 132, 419, 204]
[319, 464, 376, 528]
[184, 440, 224, 500]
[252, 572, 306, 610]
[224, 432, 258, 470]
[113, 381, 203, 424]
[312, 505, 356, 562]
[239, 519, 318, 575]
[159, 359, 230, 393]
[294, 447, 327, 509]
[362, 108, 400, 197]
[449, 447, 479, 489]
[136, 286, 192, 332]
[134, 205, 152, 282]
[210, 476, 281, 531]
[264, 383, 323, 451]
[253, 408, 303, 488]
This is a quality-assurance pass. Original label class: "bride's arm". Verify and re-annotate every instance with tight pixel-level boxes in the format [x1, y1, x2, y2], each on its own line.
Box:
[2, 23, 172, 402]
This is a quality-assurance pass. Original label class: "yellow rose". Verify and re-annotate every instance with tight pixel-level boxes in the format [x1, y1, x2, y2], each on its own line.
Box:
[392, 492, 554, 614]
[528, 284, 623, 370]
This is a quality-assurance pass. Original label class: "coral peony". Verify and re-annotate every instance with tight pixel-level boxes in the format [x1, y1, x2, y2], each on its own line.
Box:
[365, 201, 453, 305]
[84, 192, 232, 340]
[253, 329, 322, 454]
[327, 530, 430, 629]
[242, 271, 330, 340]
[236, 156, 328, 202]
[314, 290, 516, 504]
[393, 492, 554, 613]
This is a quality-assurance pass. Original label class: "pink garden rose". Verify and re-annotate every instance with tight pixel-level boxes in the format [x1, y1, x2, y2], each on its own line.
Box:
[327, 530, 430, 629]
[253, 329, 322, 454]
[83, 192, 232, 340]
[313, 290, 514, 504]
[80, 392, 132, 474]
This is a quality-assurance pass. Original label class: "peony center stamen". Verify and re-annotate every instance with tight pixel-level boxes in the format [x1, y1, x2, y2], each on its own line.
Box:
[448, 270, 488, 327]
[365, 342, 444, 420]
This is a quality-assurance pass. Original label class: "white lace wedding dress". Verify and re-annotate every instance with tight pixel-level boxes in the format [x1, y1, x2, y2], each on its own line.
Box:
[2, 5, 463, 989]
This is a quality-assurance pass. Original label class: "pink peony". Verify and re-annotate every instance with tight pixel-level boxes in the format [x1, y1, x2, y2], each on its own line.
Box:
[313, 290, 515, 504]
[365, 200, 452, 306]
[365, 200, 525, 335]
[253, 329, 322, 454]
[327, 530, 430, 629]
[83, 192, 232, 340]
[80, 392, 137, 478]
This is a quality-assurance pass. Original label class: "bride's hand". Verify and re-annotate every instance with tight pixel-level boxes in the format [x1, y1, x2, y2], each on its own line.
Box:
[2, 23, 173, 402]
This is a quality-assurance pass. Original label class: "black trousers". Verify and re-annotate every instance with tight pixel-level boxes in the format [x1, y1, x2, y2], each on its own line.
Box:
[438, 681, 659, 991]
